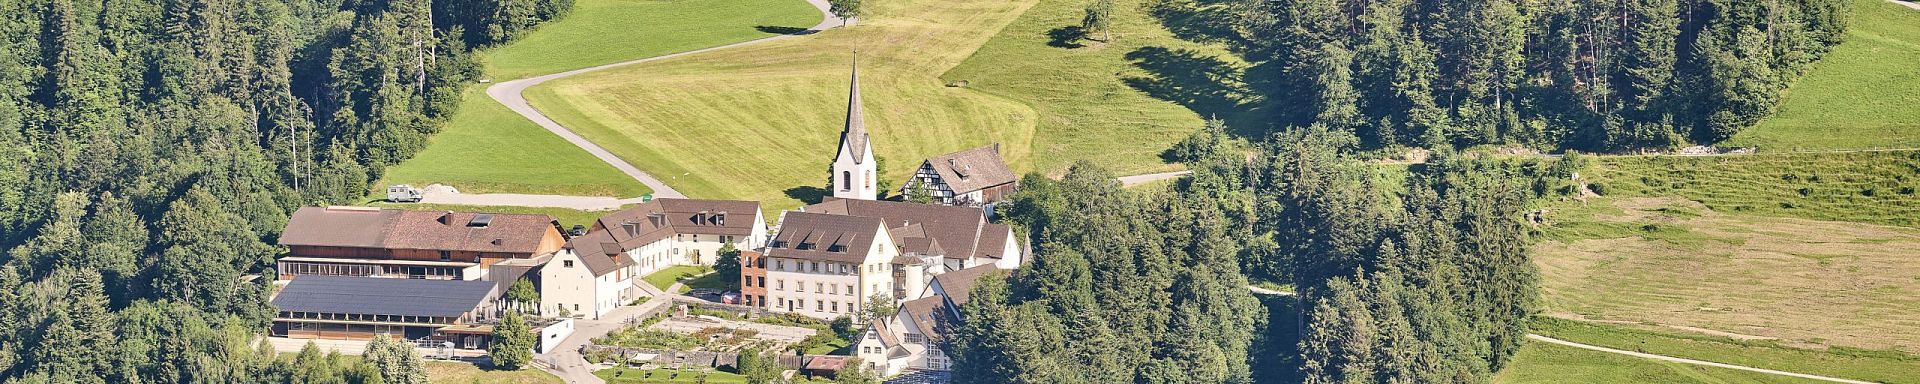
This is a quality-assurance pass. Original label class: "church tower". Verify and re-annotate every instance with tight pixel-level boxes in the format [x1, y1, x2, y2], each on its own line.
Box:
[832, 55, 878, 200]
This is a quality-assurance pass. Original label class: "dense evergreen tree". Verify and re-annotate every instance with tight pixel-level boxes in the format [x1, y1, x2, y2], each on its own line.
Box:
[0, 0, 573, 380]
[1230, 0, 1850, 151]
[715, 243, 742, 291]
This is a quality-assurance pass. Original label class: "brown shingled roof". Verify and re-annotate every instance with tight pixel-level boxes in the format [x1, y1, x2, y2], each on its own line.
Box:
[932, 264, 1004, 307]
[899, 296, 954, 343]
[563, 230, 633, 276]
[766, 212, 885, 263]
[921, 144, 1015, 195]
[280, 207, 559, 255]
[805, 199, 1004, 261]
[590, 198, 760, 249]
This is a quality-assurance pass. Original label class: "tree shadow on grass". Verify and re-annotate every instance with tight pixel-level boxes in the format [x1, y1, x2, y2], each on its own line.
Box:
[1123, 46, 1262, 136]
[756, 25, 814, 35]
[1147, 0, 1250, 52]
[783, 186, 829, 205]
[1047, 26, 1087, 48]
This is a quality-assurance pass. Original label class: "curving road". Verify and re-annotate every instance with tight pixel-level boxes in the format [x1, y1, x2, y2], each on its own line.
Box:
[486, 0, 844, 201]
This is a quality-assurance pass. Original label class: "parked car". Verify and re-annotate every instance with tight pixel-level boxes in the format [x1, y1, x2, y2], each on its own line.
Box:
[720, 291, 740, 305]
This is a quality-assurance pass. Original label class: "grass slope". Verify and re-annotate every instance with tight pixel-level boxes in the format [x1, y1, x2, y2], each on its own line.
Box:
[1496, 340, 1825, 384]
[381, 0, 820, 197]
[1729, 0, 1920, 151]
[427, 361, 565, 384]
[1586, 151, 1920, 227]
[527, 0, 1042, 212]
[382, 87, 650, 197]
[941, 0, 1250, 175]
[483, 0, 821, 81]
[364, 201, 620, 228]
[1508, 319, 1920, 384]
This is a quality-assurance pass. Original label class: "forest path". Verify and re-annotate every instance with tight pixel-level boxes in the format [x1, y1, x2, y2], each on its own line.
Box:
[485, 0, 844, 200]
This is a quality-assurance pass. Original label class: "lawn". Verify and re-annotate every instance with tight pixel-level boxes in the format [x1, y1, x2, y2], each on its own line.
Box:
[381, 87, 650, 197]
[643, 265, 713, 292]
[524, 0, 1045, 212]
[942, 0, 1254, 175]
[380, 0, 822, 197]
[1495, 339, 1824, 384]
[1532, 195, 1920, 352]
[427, 361, 564, 384]
[483, 0, 823, 81]
[1727, 0, 1920, 151]
[1506, 319, 1920, 384]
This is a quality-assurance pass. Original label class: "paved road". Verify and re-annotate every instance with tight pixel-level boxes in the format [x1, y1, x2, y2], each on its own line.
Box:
[1119, 170, 1193, 186]
[538, 295, 672, 384]
[486, 0, 843, 200]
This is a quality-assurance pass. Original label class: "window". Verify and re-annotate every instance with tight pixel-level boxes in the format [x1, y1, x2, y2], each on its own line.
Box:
[816, 282, 823, 293]
[564, 260, 574, 268]
[776, 260, 785, 270]
[776, 280, 784, 291]
[905, 333, 926, 344]
[811, 262, 820, 273]
[757, 277, 765, 287]
[439, 250, 451, 261]
[841, 171, 852, 191]
[832, 302, 839, 312]
[830, 284, 838, 295]
[847, 285, 855, 296]
[817, 300, 824, 311]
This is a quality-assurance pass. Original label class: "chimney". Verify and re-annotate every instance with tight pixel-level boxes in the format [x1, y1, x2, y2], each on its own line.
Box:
[437, 211, 453, 225]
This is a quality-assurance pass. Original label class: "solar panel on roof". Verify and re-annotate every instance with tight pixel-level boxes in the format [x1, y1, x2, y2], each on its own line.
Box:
[271, 276, 494, 317]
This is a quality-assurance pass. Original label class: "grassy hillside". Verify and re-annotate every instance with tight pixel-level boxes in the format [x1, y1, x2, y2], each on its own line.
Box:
[525, 0, 1042, 212]
[1585, 151, 1920, 227]
[941, 0, 1249, 175]
[1496, 341, 1825, 384]
[380, 0, 821, 197]
[482, 0, 822, 80]
[381, 87, 651, 197]
[1503, 319, 1920, 384]
[1728, 0, 1920, 150]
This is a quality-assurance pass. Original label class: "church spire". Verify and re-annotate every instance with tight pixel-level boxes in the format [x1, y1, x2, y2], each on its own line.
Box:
[841, 53, 869, 164]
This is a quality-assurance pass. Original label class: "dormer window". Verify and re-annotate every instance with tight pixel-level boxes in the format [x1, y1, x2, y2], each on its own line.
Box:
[797, 242, 816, 250]
[827, 244, 846, 253]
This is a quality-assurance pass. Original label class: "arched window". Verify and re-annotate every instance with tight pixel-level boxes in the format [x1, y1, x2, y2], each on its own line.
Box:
[842, 171, 852, 191]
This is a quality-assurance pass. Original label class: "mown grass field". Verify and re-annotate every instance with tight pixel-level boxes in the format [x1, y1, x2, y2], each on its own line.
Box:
[483, 0, 822, 80]
[1728, 0, 1920, 151]
[941, 0, 1249, 176]
[427, 361, 564, 384]
[643, 265, 712, 291]
[1532, 195, 1920, 352]
[381, 87, 650, 197]
[1503, 319, 1920, 384]
[527, 0, 1042, 212]
[1496, 340, 1825, 384]
[381, 0, 822, 197]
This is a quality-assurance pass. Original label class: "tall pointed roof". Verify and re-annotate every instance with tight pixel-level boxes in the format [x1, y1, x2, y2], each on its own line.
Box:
[839, 54, 870, 164]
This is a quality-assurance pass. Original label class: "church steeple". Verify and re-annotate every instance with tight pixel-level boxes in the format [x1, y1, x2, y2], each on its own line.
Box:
[841, 54, 869, 164]
[832, 53, 879, 201]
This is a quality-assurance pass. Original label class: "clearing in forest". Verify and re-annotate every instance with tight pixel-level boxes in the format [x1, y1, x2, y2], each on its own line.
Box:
[380, 0, 821, 198]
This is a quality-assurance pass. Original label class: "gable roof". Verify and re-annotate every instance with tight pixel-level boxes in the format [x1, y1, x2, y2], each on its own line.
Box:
[975, 223, 1016, 260]
[271, 275, 494, 318]
[805, 199, 1005, 261]
[899, 296, 954, 342]
[837, 56, 869, 164]
[920, 144, 1015, 194]
[766, 212, 886, 263]
[589, 198, 761, 249]
[562, 230, 634, 276]
[932, 264, 1004, 307]
[280, 206, 559, 255]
